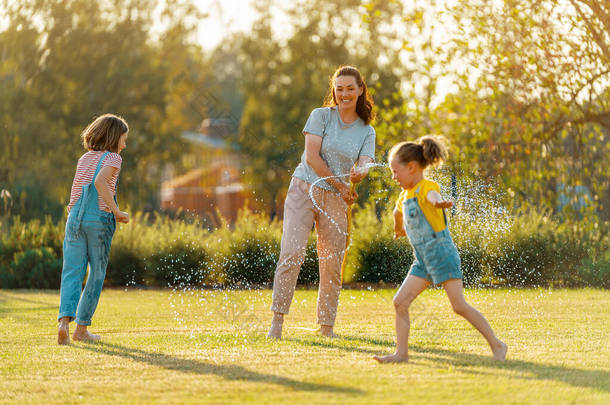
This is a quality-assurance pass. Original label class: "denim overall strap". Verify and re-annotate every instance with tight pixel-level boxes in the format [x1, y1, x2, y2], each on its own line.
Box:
[441, 203, 449, 228]
[75, 151, 111, 224]
[402, 186, 450, 247]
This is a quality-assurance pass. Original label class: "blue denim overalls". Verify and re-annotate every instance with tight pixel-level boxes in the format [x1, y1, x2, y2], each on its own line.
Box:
[403, 186, 462, 285]
[58, 151, 117, 325]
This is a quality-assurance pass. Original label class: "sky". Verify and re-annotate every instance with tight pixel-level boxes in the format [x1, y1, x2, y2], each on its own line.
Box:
[192, 0, 257, 50]
[0, 0, 260, 50]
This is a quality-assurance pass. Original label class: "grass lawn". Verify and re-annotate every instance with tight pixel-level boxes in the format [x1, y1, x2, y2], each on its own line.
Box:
[0, 287, 608, 404]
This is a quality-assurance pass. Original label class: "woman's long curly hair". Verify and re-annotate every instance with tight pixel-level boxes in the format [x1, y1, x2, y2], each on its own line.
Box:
[323, 65, 375, 125]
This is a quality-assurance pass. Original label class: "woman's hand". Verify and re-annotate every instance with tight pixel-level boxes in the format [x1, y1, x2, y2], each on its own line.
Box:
[350, 157, 373, 184]
[349, 165, 368, 184]
[338, 183, 357, 205]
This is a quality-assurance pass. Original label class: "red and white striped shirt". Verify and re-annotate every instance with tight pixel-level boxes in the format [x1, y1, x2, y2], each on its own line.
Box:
[67, 151, 122, 213]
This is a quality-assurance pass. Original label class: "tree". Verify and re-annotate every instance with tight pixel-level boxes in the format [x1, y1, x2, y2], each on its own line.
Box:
[373, 0, 609, 219]
[222, 0, 407, 217]
[0, 0, 211, 218]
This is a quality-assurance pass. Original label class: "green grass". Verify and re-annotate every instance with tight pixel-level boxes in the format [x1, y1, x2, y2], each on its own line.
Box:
[0, 288, 608, 404]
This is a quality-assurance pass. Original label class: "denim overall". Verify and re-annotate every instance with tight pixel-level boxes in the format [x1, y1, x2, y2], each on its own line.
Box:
[58, 151, 117, 325]
[403, 186, 462, 285]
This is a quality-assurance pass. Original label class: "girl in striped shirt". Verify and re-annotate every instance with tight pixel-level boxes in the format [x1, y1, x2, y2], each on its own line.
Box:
[57, 114, 130, 345]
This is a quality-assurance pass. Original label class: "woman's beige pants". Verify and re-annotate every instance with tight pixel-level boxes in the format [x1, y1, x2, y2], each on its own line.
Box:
[270, 177, 348, 326]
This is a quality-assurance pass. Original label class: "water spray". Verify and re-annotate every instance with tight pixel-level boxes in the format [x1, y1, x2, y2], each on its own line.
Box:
[308, 162, 387, 281]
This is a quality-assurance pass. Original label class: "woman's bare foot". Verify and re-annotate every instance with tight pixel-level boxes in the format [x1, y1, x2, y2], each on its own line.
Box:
[73, 324, 101, 342]
[373, 353, 409, 363]
[58, 320, 70, 345]
[267, 313, 284, 339]
[267, 322, 283, 339]
[492, 340, 508, 361]
[319, 325, 338, 338]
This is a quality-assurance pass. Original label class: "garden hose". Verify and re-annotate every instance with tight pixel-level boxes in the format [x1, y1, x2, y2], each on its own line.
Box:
[340, 181, 356, 283]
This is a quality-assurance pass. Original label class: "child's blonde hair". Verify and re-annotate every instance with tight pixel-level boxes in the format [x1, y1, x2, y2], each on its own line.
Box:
[81, 114, 128, 153]
[388, 135, 448, 168]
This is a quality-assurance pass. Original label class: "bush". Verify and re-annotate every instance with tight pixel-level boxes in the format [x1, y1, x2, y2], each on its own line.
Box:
[350, 201, 489, 284]
[456, 243, 484, 286]
[0, 217, 64, 289]
[110, 212, 213, 287]
[147, 241, 210, 287]
[0, 216, 64, 258]
[577, 250, 610, 288]
[355, 237, 413, 283]
[449, 214, 487, 287]
[297, 237, 320, 284]
[485, 213, 591, 287]
[223, 238, 279, 285]
[107, 244, 146, 286]
[347, 202, 397, 283]
[9, 176, 65, 222]
[0, 247, 62, 289]
[211, 210, 282, 286]
[0, 205, 607, 289]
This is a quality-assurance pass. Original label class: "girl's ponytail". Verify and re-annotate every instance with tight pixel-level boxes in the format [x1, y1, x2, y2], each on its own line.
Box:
[389, 135, 448, 168]
[419, 135, 447, 168]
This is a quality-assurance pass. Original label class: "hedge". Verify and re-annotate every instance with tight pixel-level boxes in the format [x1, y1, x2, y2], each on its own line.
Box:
[0, 205, 607, 289]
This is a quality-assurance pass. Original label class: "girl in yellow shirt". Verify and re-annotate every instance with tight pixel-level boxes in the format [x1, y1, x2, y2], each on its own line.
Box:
[374, 135, 507, 363]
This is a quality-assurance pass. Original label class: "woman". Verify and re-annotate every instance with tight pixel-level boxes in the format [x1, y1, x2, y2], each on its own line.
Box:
[268, 66, 376, 339]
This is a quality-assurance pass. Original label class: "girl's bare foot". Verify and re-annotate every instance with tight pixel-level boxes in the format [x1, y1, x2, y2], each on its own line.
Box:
[267, 313, 284, 339]
[319, 325, 338, 338]
[72, 328, 101, 342]
[493, 340, 508, 361]
[373, 353, 409, 363]
[58, 322, 70, 345]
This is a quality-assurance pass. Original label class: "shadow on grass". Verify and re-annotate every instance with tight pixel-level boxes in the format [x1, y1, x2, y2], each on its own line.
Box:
[292, 334, 610, 393]
[284, 335, 389, 356]
[410, 345, 609, 393]
[0, 291, 57, 317]
[0, 290, 56, 305]
[74, 341, 363, 395]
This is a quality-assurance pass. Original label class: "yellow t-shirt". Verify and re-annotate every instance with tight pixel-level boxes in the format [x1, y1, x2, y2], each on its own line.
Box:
[395, 179, 447, 232]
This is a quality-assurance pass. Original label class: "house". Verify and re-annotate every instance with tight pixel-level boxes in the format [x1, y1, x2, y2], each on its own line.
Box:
[160, 119, 255, 225]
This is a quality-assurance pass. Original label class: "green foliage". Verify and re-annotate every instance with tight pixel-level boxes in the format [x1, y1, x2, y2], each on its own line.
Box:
[577, 250, 610, 289]
[110, 212, 213, 287]
[0, 0, 210, 218]
[348, 202, 485, 286]
[297, 238, 320, 285]
[1, 0, 608, 224]
[0, 217, 64, 274]
[346, 202, 607, 288]
[347, 202, 411, 283]
[148, 241, 210, 287]
[354, 237, 413, 284]
[106, 244, 146, 287]
[0, 207, 607, 289]
[223, 238, 278, 286]
[210, 210, 281, 286]
[484, 213, 595, 287]
[370, 0, 609, 222]
[229, 0, 406, 215]
[450, 215, 486, 287]
[0, 247, 62, 289]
